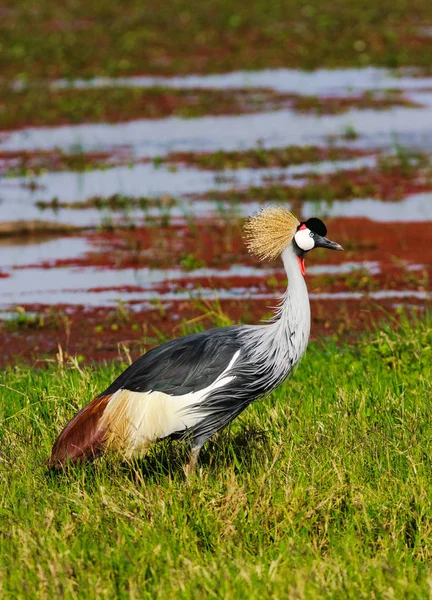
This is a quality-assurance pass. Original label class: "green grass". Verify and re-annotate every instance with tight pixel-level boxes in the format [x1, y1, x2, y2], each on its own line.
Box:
[1, 313, 432, 598]
[2, 0, 432, 81]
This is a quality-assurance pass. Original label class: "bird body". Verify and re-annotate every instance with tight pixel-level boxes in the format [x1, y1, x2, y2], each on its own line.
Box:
[49, 206, 342, 471]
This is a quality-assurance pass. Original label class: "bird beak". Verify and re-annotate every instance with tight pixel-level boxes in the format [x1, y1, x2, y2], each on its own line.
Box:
[314, 235, 343, 251]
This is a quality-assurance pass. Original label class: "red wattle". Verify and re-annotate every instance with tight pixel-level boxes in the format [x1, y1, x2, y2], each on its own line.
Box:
[298, 256, 306, 276]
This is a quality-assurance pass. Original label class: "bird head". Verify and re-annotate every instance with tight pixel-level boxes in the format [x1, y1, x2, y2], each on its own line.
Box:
[293, 217, 343, 275]
[243, 206, 343, 275]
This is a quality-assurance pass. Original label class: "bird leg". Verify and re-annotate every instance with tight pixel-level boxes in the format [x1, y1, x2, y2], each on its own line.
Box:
[183, 446, 200, 478]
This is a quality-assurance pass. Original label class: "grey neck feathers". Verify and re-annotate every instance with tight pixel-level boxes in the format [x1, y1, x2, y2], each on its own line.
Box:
[242, 243, 311, 387]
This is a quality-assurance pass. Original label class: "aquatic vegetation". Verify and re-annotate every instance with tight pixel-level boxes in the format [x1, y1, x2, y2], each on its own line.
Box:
[0, 85, 420, 131]
[197, 159, 432, 203]
[291, 90, 421, 114]
[0, 149, 117, 177]
[36, 194, 177, 211]
[161, 145, 374, 171]
[0, 86, 309, 130]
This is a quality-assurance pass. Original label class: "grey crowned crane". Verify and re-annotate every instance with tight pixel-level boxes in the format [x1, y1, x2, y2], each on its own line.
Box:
[48, 206, 342, 473]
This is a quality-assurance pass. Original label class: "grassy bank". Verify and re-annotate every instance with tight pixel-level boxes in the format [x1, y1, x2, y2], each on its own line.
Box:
[1, 313, 431, 598]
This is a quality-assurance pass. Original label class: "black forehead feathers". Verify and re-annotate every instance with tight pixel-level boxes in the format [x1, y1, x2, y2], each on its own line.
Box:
[302, 217, 327, 237]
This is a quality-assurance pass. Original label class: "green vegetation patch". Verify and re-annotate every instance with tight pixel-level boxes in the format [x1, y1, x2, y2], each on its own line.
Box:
[2, 0, 432, 79]
[162, 145, 374, 171]
[291, 90, 421, 114]
[0, 86, 297, 130]
[0, 149, 116, 177]
[0, 86, 421, 132]
[35, 193, 177, 212]
[199, 153, 432, 203]
[1, 314, 431, 598]
[33, 151, 432, 216]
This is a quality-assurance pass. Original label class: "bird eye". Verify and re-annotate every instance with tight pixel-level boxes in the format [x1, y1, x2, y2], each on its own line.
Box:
[309, 231, 315, 238]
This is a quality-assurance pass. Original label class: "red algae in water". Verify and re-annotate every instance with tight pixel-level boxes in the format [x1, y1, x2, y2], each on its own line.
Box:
[1, 217, 430, 365]
[12, 218, 432, 271]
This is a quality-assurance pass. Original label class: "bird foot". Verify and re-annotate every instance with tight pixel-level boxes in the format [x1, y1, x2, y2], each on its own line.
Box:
[183, 447, 200, 479]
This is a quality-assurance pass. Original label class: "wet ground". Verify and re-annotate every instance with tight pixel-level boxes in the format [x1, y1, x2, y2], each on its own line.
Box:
[0, 67, 431, 365]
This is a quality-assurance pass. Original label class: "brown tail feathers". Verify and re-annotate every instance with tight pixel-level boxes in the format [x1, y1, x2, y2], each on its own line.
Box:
[47, 394, 111, 469]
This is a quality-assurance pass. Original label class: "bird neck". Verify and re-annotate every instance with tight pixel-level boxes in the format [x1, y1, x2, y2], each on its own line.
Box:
[281, 243, 307, 298]
[273, 244, 310, 339]
[244, 243, 311, 385]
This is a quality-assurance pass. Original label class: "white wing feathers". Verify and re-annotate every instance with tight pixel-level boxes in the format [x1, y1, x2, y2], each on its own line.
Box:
[98, 349, 241, 456]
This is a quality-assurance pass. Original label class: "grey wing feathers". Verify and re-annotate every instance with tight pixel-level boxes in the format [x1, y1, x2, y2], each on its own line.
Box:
[101, 326, 244, 397]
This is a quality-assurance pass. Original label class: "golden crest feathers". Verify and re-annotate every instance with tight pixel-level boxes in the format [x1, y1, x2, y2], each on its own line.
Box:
[243, 205, 300, 261]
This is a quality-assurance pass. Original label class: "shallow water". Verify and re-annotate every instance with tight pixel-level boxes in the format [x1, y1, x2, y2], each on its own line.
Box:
[1, 261, 381, 309]
[0, 236, 91, 268]
[302, 192, 432, 222]
[1, 67, 431, 318]
[0, 155, 377, 219]
[2, 152, 376, 229]
[310, 290, 429, 301]
[51, 67, 432, 95]
[2, 283, 426, 310]
[2, 191, 430, 232]
[3, 106, 432, 155]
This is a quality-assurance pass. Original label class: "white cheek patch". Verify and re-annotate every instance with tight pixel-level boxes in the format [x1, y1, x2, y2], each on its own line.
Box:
[295, 228, 315, 252]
